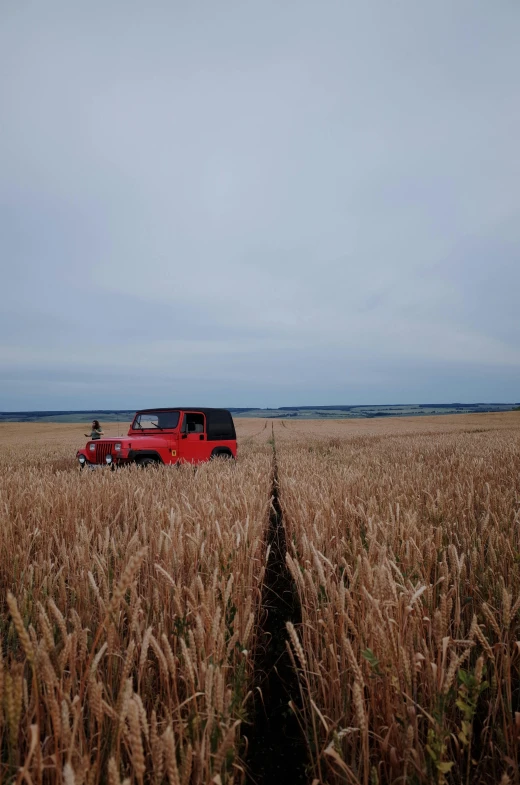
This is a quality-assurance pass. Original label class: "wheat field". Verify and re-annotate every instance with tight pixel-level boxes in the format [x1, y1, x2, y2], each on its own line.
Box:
[1, 414, 519, 784]
[277, 416, 520, 785]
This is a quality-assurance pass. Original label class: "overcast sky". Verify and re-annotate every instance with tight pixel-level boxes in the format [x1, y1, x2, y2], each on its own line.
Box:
[1, 1, 519, 410]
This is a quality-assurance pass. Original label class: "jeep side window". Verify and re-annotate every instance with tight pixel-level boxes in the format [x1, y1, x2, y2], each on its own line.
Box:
[182, 413, 205, 434]
[206, 410, 235, 440]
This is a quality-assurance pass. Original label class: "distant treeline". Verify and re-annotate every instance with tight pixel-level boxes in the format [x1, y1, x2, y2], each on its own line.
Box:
[0, 410, 136, 417]
[0, 410, 136, 423]
[276, 403, 517, 411]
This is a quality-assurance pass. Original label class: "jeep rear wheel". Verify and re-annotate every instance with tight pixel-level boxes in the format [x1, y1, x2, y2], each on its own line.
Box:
[210, 448, 234, 460]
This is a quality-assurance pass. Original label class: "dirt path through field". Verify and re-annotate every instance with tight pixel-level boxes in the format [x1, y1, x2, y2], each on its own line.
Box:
[246, 427, 308, 785]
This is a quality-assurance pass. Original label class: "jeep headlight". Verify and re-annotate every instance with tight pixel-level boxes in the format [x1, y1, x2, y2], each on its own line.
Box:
[115, 443, 122, 451]
[89, 443, 96, 452]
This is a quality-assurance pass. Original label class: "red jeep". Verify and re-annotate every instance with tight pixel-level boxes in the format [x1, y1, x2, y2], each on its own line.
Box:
[76, 408, 237, 468]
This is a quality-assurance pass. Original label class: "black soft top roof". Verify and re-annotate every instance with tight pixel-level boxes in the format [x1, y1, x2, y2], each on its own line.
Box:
[136, 408, 232, 415]
[135, 407, 235, 440]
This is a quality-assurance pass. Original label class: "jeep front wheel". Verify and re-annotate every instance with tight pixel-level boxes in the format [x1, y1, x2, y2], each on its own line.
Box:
[136, 457, 159, 467]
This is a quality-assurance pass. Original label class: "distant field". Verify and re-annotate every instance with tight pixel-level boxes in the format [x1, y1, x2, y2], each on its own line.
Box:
[0, 412, 519, 464]
[1, 411, 518, 455]
[232, 402, 519, 419]
[1, 412, 519, 784]
[0, 402, 518, 423]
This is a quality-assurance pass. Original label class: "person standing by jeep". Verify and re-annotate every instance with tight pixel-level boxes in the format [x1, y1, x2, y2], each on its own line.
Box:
[85, 420, 104, 440]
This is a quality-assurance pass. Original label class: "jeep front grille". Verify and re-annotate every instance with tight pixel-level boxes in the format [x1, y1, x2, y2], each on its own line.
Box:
[95, 442, 114, 464]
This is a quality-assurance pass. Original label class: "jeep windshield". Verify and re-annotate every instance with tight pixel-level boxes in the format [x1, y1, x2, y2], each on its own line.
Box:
[132, 411, 180, 430]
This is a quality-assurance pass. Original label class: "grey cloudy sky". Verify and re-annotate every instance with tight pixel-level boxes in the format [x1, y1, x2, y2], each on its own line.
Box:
[1, 0, 519, 410]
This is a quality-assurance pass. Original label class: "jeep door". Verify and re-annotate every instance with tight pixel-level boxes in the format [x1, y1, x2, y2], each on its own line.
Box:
[179, 412, 210, 463]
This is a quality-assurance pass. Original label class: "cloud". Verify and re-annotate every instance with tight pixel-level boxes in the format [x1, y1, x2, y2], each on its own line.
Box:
[1, 0, 519, 408]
